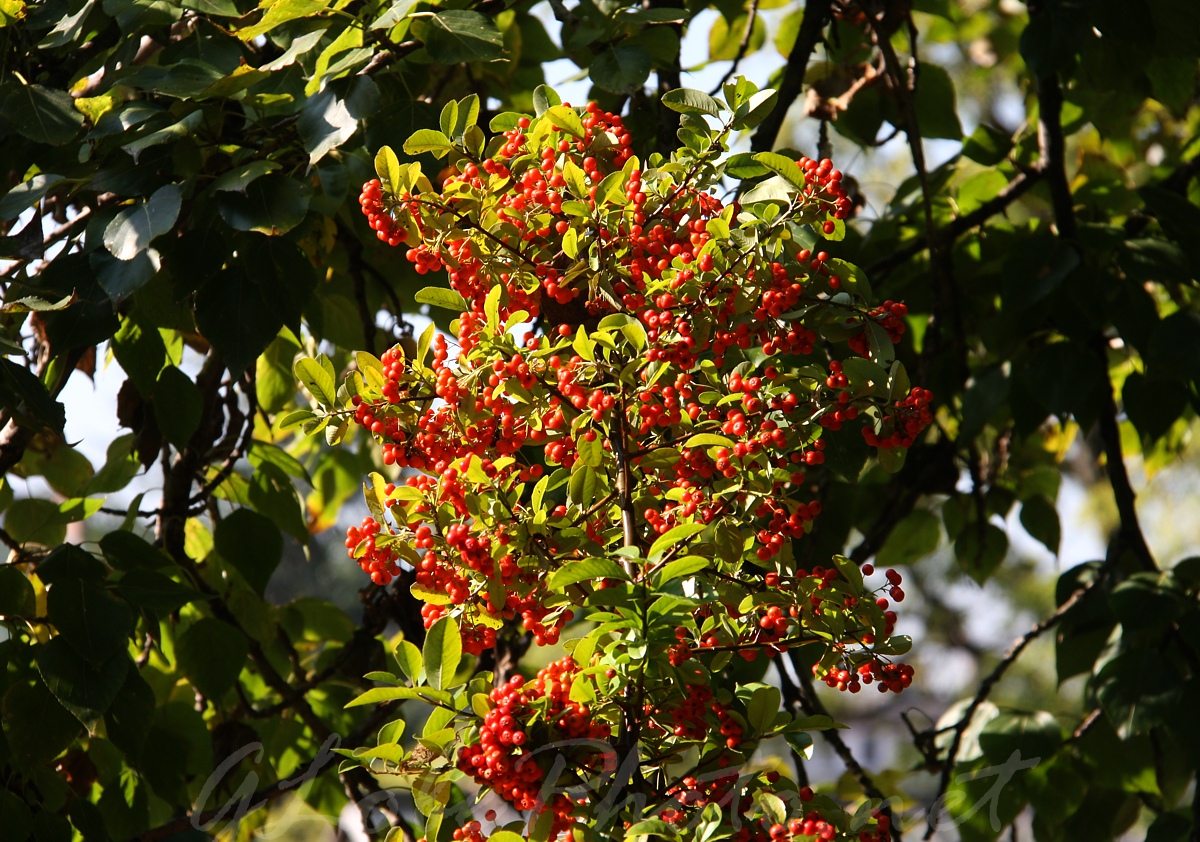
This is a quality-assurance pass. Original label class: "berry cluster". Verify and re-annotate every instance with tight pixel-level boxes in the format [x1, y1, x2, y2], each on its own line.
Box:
[456, 658, 609, 836]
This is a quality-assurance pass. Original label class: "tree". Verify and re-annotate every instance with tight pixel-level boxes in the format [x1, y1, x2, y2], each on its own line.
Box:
[0, 1, 1197, 842]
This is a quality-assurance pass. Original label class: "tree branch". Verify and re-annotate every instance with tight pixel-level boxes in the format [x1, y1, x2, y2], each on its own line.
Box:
[923, 580, 1099, 839]
[709, 0, 760, 96]
[781, 653, 902, 842]
[750, 0, 832, 153]
[866, 169, 1042, 282]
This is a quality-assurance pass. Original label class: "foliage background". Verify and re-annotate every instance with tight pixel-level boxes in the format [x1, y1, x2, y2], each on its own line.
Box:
[0, 0, 1199, 840]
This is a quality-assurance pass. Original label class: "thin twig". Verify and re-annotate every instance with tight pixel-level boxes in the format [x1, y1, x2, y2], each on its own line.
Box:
[709, 0, 761, 96]
[750, 0, 832, 153]
[924, 580, 1099, 839]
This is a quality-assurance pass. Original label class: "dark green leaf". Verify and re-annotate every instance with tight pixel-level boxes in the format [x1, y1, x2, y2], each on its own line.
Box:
[590, 44, 652, 93]
[2, 84, 84, 145]
[36, 638, 129, 723]
[877, 510, 940, 567]
[978, 710, 1062, 763]
[0, 174, 64, 221]
[1019, 495, 1060, 555]
[911, 62, 962, 139]
[0, 358, 65, 434]
[152, 366, 203, 450]
[962, 123, 1013, 165]
[0, 565, 35, 618]
[110, 316, 166, 397]
[1146, 310, 1200, 383]
[117, 569, 201, 612]
[194, 266, 280, 377]
[1094, 650, 1183, 738]
[104, 666, 156, 758]
[547, 557, 628, 589]
[954, 523, 1008, 584]
[100, 531, 170, 571]
[47, 578, 133, 664]
[175, 618, 249, 699]
[421, 11, 505, 63]
[35, 543, 107, 585]
[1, 679, 83, 771]
[214, 508, 283, 596]
[216, 173, 309, 236]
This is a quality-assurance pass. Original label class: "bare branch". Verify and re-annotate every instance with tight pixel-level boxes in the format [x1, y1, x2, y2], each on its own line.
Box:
[750, 0, 832, 153]
[709, 0, 761, 97]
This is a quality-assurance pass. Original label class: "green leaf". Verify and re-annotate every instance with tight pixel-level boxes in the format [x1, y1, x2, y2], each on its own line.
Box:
[194, 267, 280, 377]
[548, 557, 628, 589]
[1, 84, 83, 145]
[103, 184, 181, 261]
[0, 564, 35, 617]
[216, 173, 308, 236]
[0, 173, 64, 221]
[374, 145, 404, 193]
[237, 0, 331, 41]
[684, 433, 734, 449]
[214, 509, 283, 597]
[648, 522, 706, 561]
[110, 316, 165, 397]
[877, 509, 940, 567]
[46, 578, 133, 664]
[746, 684, 781, 735]
[36, 638, 129, 723]
[978, 710, 1062, 763]
[117, 569, 201, 612]
[394, 639, 423, 684]
[590, 44, 652, 94]
[660, 88, 723, 117]
[0, 358, 65, 434]
[104, 665, 156, 757]
[403, 128, 453, 157]
[175, 618, 249, 699]
[656, 555, 709, 584]
[421, 10, 505, 63]
[295, 356, 338, 408]
[954, 523, 1008, 585]
[211, 160, 281, 193]
[912, 62, 962, 140]
[423, 615, 462, 691]
[753, 152, 807, 189]
[34, 543, 107, 585]
[153, 366, 203, 450]
[962, 123, 1012, 166]
[1019, 495, 1060, 555]
[99, 531, 170, 571]
[345, 685, 451, 707]
[1, 679, 82, 771]
[735, 88, 778, 130]
[414, 286, 467, 312]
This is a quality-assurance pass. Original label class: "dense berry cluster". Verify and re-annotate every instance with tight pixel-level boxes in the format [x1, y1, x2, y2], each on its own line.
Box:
[456, 658, 609, 837]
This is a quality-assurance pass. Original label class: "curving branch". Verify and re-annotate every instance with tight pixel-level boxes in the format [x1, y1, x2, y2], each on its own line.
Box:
[1035, 70, 1156, 573]
[923, 579, 1100, 839]
[750, 0, 832, 153]
[709, 0, 761, 96]
[780, 652, 903, 842]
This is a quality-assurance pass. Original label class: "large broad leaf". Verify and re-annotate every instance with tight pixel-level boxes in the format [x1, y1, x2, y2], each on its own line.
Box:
[237, 0, 330, 40]
[420, 10, 505, 63]
[0, 357, 65, 434]
[1, 679, 83, 771]
[91, 249, 159, 304]
[912, 62, 962, 140]
[36, 638, 130, 724]
[175, 618, 249, 699]
[104, 666, 157, 758]
[299, 89, 359, 167]
[216, 173, 309, 236]
[239, 234, 318, 337]
[214, 508, 283, 597]
[0, 565, 35, 618]
[1094, 650, 1184, 738]
[103, 184, 181, 261]
[117, 569, 201, 613]
[423, 616, 462, 691]
[46, 578, 133, 664]
[0, 173, 64, 221]
[152, 366, 203, 450]
[877, 509, 941, 567]
[193, 266, 281, 377]
[590, 44, 652, 93]
[99, 531, 171, 571]
[2, 84, 84, 145]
